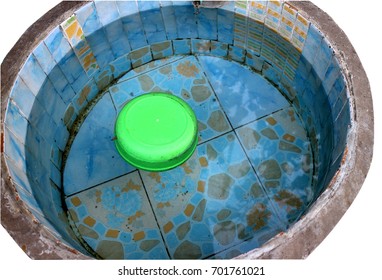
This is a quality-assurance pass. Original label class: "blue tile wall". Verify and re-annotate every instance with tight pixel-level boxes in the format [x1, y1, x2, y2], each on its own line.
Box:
[173, 2, 198, 39]
[138, 1, 167, 44]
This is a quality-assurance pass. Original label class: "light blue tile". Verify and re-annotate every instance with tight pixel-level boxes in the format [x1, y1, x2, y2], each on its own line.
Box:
[10, 76, 37, 119]
[199, 56, 289, 128]
[217, 8, 235, 44]
[4, 127, 27, 172]
[85, 28, 115, 68]
[50, 162, 62, 188]
[47, 65, 76, 104]
[94, 66, 113, 91]
[245, 49, 264, 72]
[54, 122, 70, 151]
[228, 45, 246, 63]
[57, 49, 86, 85]
[103, 20, 132, 57]
[110, 54, 132, 79]
[19, 54, 47, 96]
[160, 1, 178, 39]
[138, 1, 167, 44]
[94, 0, 120, 26]
[328, 75, 346, 107]
[323, 57, 341, 94]
[117, 1, 148, 50]
[129, 46, 153, 68]
[302, 24, 323, 65]
[5, 154, 32, 194]
[210, 41, 228, 57]
[174, 4, 198, 39]
[173, 39, 191, 55]
[151, 41, 174, 59]
[313, 38, 333, 81]
[191, 39, 211, 55]
[33, 42, 56, 74]
[50, 144, 63, 169]
[63, 93, 135, 196]
[4, 101, 29, 144]
[44, 26, 72, 63]
[25, 127, 51, 170]
[36, 79, 66, 125]
[75, 2, 102, 35]
[197, 7, 217, 40]
[262, 61, 282, 85]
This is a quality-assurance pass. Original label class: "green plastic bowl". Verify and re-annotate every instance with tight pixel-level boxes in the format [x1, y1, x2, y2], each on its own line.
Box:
[114, 92, 198, 172]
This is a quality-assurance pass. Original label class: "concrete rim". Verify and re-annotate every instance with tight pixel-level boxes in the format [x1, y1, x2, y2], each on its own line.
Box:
[0, 1, 374, 259]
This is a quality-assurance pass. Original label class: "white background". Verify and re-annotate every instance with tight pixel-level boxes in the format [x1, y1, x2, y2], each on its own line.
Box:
[1, 1, 381, 279]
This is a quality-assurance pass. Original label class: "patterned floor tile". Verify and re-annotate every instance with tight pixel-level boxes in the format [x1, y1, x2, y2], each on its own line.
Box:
[236, 107, 314, 224]
[110, 56, 232, 143]
[198, 55, 290, 128]
[65, 171, 169, 259]
[63, 93, 136, 196]
[140, 132, 285, 259]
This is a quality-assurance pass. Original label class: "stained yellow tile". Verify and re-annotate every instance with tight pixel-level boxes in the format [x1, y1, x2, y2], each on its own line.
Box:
[83, 216, 96, 227]
[197, 181, 205, 193]
[71, 196, 81, 207]
[65, 21, 79, 40]
[163, 221, 174, 234]
[199, 157, 208, 167]
[184, 204, 195, 217]
[133, 231, 145, 241]
[106, 229, 120, 238]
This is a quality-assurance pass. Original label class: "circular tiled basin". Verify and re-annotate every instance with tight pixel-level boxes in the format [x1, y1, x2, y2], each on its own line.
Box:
[1, 1, 373, 260]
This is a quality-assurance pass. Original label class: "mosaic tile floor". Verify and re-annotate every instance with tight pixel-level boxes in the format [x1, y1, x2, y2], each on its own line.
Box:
[64, 55, 314, 259]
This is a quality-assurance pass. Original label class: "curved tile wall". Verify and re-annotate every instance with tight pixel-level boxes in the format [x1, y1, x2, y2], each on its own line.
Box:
[3, 0, 351, 258]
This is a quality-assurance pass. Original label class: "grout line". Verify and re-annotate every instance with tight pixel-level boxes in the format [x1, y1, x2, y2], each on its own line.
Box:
[137, 169, 172, 259]
[64, 169, 138, 198]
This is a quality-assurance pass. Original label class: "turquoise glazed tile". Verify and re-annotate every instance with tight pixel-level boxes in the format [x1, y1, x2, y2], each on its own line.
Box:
[138, 1, 167, 44]
[75, 2, 102, 35]
[313, 38, 333, 81]
[66, 171, 169, 259]
[173, 39, 191, 55]
[322, 57, 341, 94]
[159, 1, 178, 40]
[197, 7, 217, 40]
[141, 133, 284, 259]
[50, 143, 62, 169]
[19, 54, 47, 96]
[117, 1, 148, 50]
[63, 93, 135, 196]
[210, 41, 228, 57]
[236, 107, 314, 223]
[110, 56, 231, 143]
[262, 61, 282, 85]
[199, 56, 289, 128]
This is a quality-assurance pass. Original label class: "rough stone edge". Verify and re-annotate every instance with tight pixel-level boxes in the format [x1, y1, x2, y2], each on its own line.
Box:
[0, 1, 374, 259]
[1, 1, 91, 260]
[236, 1, 374, 259]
